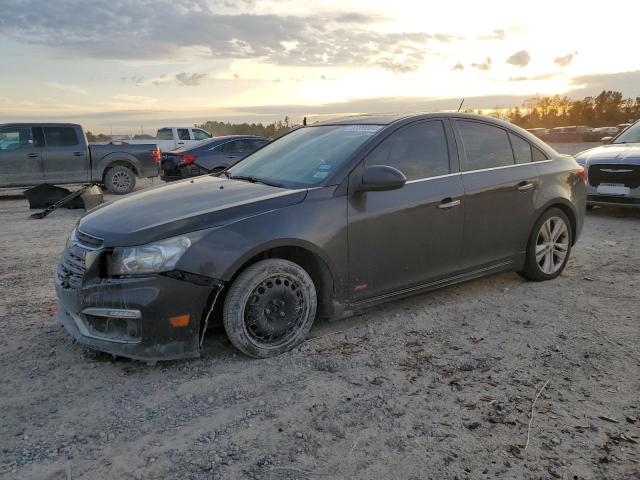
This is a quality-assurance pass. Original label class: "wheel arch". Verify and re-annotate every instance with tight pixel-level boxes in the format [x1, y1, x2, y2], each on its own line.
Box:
[535, 199, 578, 245]
[99, 154, 141, 180]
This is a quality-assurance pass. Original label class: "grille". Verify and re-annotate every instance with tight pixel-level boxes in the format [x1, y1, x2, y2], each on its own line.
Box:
[76, 230, 103, 250]
[57, 244, 88, 289]
[588, 164, 640, 188]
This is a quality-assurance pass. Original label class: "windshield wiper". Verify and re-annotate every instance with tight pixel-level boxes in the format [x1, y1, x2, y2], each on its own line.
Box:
[229, 175, 284, 188]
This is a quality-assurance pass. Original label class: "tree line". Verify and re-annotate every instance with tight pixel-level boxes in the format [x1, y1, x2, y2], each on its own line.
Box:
[479, 90, 640, 129]
[195, 117, 294, 138]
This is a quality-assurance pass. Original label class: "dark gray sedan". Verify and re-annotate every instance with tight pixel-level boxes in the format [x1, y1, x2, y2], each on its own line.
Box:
[56, 113, 586, 361]
[160, 135, 269, 181]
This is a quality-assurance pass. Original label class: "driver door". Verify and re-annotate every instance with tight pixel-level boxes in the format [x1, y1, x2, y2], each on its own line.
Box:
[0, 126, 44, 187]
[347, 120, 465, 301]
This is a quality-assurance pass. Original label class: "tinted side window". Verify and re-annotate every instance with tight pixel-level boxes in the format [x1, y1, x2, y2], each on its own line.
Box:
[222, 140, 252, 153]
[43, 127, 78, 147]
[509, 133, 532, 164]
[177, 129, 190, 140]
[250, 139, 268, 150]
[193, 129, 210, 140]
[157, 128, 173, 140]
[532, 147, 548, 162]
[0, 127, 33, 151]
[367, 121, 450, 181]
[458, 121, 514, 170]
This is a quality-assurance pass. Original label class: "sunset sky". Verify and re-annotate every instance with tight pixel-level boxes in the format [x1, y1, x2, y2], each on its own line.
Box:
[1, 0, 639, 134]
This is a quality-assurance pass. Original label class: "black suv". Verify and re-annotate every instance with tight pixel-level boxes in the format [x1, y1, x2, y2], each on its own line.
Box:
[56, 113, 586, 361]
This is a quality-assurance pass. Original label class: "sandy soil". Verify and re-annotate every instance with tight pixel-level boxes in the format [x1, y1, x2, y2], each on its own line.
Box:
[0, 144, 638, 480]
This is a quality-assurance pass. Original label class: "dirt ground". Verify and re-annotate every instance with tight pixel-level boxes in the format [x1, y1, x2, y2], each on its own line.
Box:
[0, 143, 638, 480]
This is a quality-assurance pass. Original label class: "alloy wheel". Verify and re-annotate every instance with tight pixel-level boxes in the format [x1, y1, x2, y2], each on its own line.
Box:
[535, 216, 569, 274]
[112, 171, 131, 190]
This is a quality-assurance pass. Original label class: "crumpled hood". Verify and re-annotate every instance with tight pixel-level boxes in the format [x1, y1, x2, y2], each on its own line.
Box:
[576, 143, 640, 165]
[79, 175, 306, 247]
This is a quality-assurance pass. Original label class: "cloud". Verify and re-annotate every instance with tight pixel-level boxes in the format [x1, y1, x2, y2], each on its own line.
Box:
[471, 57, 492, 71]
[0, 1, 456, 73]
[506, 50, 531, 67]
[451, 62, 464, 71]
[569, 70, 640, 97]
[554, 52, 576, 66]
[45, 82, 88, 95]
[510, 73, 558, 82]
[175, 72, 208, 86]
[477, 29, 506, 40]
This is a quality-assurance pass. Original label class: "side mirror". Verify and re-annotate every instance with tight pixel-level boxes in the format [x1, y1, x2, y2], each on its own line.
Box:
[601, 136, 613, 144]
[356, 165, 406, 193]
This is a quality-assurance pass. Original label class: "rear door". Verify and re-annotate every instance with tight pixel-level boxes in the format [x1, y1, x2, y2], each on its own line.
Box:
[453, 119, 540, 269]
[0, 125, 43, 186]
[347, 120, 465, 300]
[176, 128, 191, 148]
[41, 126, 89, 184]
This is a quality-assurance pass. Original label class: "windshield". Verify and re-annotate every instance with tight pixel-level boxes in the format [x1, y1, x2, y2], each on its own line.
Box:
[613, 122, 640, 144]
[226, 125, 382, 187]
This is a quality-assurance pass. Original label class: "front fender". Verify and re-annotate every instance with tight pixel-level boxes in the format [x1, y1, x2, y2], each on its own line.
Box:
[176, 189, 348, 294]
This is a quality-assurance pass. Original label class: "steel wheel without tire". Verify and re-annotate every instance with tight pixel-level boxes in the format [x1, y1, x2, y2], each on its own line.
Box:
[223, 259, 317, 358]
[518, 208, 573, 281]
[104, 165, 136, 194]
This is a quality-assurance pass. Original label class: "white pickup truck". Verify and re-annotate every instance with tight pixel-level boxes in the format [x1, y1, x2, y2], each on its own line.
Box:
[125, 127, 213, 152]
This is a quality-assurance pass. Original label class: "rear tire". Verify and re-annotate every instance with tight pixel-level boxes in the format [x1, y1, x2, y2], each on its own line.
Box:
[518, 208, 573, 281]
[223, 259, 317, 358]
[104, 165, 136, 194]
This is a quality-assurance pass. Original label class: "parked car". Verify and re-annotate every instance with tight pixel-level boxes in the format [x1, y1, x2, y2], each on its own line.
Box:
[526, 128, 549, 138]
[616, 123, 633, 133]
[590, 126, 619, 141]
[547, 126, 593, 142]
[56, 113, 586, 361]
[575, 120, 640, 208]
[125, 127, 213, 152]
[161, 135, 269, 181]
[0, 123, 160, 194]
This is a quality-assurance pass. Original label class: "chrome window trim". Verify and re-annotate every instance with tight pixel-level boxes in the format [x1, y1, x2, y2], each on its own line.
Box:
[461, 159, 552, 175]
[406, 172, 460, 184]
[392, 158, 553, 184]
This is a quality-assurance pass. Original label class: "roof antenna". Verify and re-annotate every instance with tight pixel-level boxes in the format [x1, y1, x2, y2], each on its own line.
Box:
[457, 98, 465, 112]
[303, 116, 307, 126]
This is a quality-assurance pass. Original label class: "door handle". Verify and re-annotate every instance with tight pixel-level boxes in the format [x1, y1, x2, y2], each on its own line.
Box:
[27, 153, 39, 158]
[72, 151, 84, 156]
[437, 198, 461, 210]
[517, 182, 535, 192]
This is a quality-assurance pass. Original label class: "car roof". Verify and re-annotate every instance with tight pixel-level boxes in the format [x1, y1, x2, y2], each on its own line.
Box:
[311, 112, 526, 128]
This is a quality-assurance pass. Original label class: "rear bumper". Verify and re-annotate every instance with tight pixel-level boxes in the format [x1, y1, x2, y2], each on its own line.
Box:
[587, 194, 640, 208]
[56, 273, 222, 361]
[160, 166, 204, 182]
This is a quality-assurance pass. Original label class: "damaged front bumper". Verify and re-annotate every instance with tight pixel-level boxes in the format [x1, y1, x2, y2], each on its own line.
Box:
[56, 244, 224, 361]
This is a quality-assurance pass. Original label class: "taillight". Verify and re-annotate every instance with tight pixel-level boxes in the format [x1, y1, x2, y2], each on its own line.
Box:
[152, 148, 161, 165]
[176, 152, 196, 167]
[577, 165, 586, 184]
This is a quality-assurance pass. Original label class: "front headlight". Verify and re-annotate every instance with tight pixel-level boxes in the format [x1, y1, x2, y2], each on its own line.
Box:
[66, 228, 77, 248]
[109, 235, 193, 276]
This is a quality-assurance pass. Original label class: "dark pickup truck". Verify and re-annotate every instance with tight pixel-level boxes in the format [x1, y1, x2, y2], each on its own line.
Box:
[0, 123, 160, 194]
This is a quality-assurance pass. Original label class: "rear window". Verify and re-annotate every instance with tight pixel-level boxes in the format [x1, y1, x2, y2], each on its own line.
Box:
[157, 129, 173, 140]
[43, 127, 78, 147]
